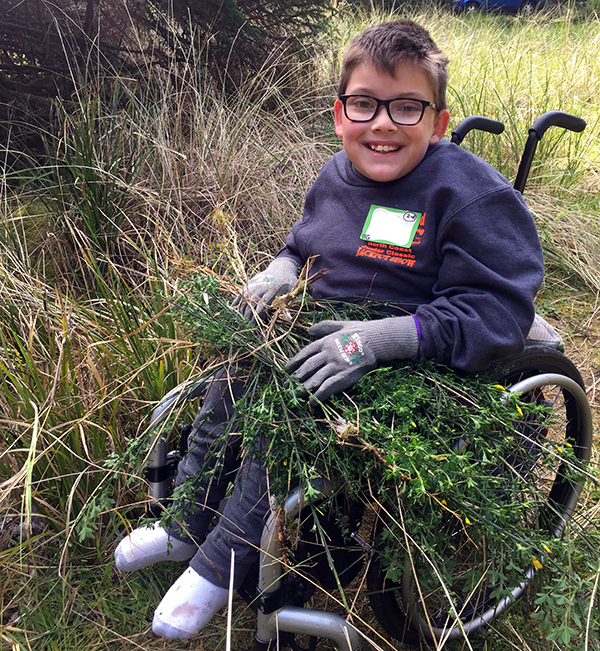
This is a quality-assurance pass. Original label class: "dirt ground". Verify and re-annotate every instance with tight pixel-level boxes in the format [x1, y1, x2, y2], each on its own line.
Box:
[550, 293, 600, 436]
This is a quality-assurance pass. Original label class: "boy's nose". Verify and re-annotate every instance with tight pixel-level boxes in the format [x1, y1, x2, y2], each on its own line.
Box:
[371, 104, 397, 131]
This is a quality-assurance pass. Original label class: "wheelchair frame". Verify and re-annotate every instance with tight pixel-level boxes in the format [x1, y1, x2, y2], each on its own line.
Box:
[140, 112, 593, 650]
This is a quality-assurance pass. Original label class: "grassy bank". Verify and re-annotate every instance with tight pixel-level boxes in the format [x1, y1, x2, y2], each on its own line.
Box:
[1, 4, 599, 650]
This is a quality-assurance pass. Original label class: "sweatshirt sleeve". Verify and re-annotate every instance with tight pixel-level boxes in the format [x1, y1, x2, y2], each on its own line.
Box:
[273, 179, 319, 269]
[415, 185, 543, 372]
[275, 236, 305, 269]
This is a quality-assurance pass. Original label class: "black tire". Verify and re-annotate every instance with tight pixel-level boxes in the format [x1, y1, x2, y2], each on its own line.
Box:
[464, 0, 480, 12]
[368, 346, 592, 646]
[519, 0, 537, 15]
[489, 345, 585, 393]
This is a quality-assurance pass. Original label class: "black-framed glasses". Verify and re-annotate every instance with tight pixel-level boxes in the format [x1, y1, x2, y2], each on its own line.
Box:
[339, 95, 437, 126]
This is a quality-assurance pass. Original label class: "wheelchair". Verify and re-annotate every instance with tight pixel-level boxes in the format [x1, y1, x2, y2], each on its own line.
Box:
[140, 112, 593, 650]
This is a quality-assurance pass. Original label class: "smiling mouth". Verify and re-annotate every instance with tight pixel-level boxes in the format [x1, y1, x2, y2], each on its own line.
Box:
[368, 144, 401, 153]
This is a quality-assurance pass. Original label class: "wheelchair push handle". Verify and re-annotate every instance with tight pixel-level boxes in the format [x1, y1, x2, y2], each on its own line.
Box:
[514, 110, 586, 194]
[529, 110, 586, 141]
[450, 116, 505, 145]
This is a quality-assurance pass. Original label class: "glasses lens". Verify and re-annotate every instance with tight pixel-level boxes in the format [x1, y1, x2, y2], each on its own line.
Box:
[345, 96, 378, 121]
[389, 99, 424, 125]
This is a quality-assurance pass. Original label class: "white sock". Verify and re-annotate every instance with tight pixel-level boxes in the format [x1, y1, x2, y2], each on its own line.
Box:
[114, 522, 197, 572]
[152, 567, 230, 639]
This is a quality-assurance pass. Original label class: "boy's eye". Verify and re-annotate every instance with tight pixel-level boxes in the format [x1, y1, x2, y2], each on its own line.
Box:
[348, 97, 377, 111]
[390, 101, 422, 115]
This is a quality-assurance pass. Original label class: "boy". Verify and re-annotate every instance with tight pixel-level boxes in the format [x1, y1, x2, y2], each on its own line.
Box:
[114, 20, 544, 639]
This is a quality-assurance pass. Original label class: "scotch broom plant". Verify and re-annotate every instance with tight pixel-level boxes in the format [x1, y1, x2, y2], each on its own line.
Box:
[130, 269, 597, 648]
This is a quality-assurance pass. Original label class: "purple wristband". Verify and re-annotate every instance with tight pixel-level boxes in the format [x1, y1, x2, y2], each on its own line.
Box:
[412, 314, 422, 341]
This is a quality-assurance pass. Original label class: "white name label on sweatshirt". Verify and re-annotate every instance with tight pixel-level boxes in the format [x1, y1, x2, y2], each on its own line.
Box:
[360, 205, 422, 249]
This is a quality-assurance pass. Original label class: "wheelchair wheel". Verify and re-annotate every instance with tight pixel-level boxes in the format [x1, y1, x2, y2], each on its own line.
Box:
[367, 346, 593, 646]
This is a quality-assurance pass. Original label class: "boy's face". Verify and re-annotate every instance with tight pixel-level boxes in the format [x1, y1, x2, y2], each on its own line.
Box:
[334, 62, 450, 183]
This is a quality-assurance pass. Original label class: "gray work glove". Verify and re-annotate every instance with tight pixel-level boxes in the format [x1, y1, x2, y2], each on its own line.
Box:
[525, 313, 564, 350]
[286, 316, 419, 403]
[232, 257, 299, 322]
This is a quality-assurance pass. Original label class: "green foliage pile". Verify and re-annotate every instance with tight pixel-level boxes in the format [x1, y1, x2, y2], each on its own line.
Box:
[157, 272, 591, 626]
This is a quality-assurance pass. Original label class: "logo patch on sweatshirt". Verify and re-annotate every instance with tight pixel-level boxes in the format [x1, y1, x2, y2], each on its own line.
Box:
[356, 206, 425, 267]
[360, 205, 423, 248]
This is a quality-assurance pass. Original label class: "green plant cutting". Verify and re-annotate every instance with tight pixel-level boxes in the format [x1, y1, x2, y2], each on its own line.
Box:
[163, 272, 583, 615]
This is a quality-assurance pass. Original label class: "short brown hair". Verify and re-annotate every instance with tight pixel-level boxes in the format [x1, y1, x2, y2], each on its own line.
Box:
[338, 21, 449, 111]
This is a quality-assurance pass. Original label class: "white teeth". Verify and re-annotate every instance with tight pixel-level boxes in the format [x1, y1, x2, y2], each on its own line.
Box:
[369, 144, 400, 152]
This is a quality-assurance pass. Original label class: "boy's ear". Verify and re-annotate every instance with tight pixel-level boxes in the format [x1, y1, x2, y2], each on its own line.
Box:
[430, 109, 450, 144]
[334, 98, 344, 138]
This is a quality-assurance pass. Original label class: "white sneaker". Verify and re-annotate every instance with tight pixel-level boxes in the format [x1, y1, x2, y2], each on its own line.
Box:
[152, 567, 230, 639]
[526, 313, 563, 349]
[114, 523, 196, 572]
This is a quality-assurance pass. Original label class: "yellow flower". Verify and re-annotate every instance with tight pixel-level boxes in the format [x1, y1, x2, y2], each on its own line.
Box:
[465, 517, 472, 525]
[493, 384, 506, 391]
[516, 405, 524, 418]
[556, 446, 563, 454]
[532, 556, 543, 569]
[543, 544, 552, 555]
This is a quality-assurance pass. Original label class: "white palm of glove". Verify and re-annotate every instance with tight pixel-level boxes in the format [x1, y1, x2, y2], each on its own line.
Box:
[232, 257, 299, 321]
[286, 316, 419, 403]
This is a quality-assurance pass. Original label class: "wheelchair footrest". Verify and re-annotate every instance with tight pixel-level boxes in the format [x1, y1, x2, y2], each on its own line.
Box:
[254, 631, 316, 651]
[256, 573, 315, 614]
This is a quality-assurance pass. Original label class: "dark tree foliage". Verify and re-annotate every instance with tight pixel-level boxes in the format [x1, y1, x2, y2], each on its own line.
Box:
[160, 0, 332, 55]
[0, 0, 142, 100]
[0, 0, 333, 169]
[135, 0, 334, 93]
[349, 0, 449, 8]
[0, 0, 148, 166]
[156, 0, 333, 84]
